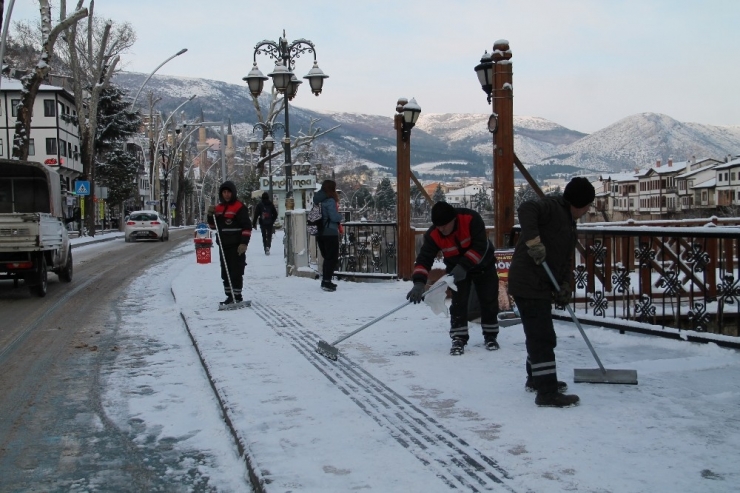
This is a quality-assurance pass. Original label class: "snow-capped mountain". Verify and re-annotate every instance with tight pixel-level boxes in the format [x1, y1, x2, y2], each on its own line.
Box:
[113, 72, 740, 177]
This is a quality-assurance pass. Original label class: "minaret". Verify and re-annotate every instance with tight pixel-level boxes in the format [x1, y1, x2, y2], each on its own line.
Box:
[225, 118, 236, 175]
[196, 108, 208, 154]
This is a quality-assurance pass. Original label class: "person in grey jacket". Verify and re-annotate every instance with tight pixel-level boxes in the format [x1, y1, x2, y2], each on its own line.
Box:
[313, 179, 344, 292]
[508, 177, 594, 408]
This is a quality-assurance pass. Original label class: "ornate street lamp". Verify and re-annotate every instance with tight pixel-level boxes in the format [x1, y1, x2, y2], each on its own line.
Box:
[243, 30, 329, 207]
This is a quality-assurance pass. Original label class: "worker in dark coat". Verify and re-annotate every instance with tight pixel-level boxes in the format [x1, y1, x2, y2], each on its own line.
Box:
[252, 192, 278, 255]
[406, 201, 500, 356]
[508, 177, 595, 408]
[207, 181, 252, 305]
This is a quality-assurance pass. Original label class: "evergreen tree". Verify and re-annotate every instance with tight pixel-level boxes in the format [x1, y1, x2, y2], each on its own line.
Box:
[95, 85, 142, 214]
[96, 149, 139, 208]
[432, 183, 446, 203]
[473, 188, 493, 212]
[374, 177, 396, 211]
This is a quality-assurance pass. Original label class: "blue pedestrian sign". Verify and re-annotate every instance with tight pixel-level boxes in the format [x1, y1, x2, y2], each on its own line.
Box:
[75, 180, 90, 196]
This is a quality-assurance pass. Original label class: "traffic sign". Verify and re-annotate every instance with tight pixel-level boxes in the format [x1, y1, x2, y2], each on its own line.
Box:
[145, 200, 157, 206]
[195, 222, 209, 235]
[75, 180, 90, 196]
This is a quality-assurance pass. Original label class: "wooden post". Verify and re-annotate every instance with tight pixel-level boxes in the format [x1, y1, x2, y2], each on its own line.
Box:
[492, 41, 515, 248]
[395, 110, 414, 280]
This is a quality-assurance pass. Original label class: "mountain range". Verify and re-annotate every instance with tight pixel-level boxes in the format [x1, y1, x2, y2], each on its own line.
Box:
[113, 72, 740, 179]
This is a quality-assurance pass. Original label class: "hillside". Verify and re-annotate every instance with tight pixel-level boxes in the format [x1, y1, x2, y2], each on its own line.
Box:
[113, 72, 740, 178]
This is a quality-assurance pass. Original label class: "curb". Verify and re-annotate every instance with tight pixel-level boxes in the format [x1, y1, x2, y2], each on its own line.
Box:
[175, 304, 265, 492]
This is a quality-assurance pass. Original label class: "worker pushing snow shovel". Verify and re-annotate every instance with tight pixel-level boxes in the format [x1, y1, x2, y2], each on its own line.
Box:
[316, 275, 456, 361]
[207, 181, 252, 311]
[508, 177, 637, 409]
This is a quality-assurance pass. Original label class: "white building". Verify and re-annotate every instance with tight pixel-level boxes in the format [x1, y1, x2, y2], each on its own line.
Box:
[0, 77, 82, 186]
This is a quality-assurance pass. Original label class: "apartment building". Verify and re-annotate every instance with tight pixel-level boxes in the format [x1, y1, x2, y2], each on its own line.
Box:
[0, 78, 82, 188]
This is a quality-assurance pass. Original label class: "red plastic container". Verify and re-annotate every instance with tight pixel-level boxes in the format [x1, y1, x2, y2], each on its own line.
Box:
[194, 238, 213, 264]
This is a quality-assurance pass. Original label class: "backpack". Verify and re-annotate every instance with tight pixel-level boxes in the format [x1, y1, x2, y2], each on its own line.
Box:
[261, 204, 275, 226]
[307, 202, 324, 236]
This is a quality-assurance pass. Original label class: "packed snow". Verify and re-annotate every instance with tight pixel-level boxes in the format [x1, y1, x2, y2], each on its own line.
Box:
[74, 230, 740, 492]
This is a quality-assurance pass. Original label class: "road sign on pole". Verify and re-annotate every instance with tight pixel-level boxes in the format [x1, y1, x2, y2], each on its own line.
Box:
[75, 180, 90, 196]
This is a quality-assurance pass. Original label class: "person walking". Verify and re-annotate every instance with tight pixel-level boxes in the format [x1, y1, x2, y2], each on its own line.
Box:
[406, 201, 500, 356]
[313, 180, 343, 292]
[507, 176, 595, 408]
[207, 181, 252, 306]
[252, 192, 278, 255]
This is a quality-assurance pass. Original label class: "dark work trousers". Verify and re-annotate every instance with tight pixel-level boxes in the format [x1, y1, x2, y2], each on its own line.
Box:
[260, 225, 274, 249]
[449, 261, 500, 343]
[219, 243, 246, 298]
[513, 296, 559, 393]
[317, 235, 339, 282]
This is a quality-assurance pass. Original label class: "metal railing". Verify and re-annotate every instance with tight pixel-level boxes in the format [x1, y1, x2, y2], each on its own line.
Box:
[512, 221, 740, 339]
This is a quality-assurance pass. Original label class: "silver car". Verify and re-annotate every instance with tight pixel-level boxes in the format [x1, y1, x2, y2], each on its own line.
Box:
[124, 210, 169, 242]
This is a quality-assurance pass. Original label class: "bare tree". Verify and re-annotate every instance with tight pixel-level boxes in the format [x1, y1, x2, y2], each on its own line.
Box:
[11, 0, 88, 160]
[249, 87, 339, 174]
[58, 0, 135, 236]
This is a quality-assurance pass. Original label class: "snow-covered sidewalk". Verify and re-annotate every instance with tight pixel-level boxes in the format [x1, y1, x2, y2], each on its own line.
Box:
[171, 231, 740, 492]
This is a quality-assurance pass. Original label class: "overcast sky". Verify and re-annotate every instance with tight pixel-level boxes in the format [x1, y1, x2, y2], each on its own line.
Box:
[8, 0, 740, 133]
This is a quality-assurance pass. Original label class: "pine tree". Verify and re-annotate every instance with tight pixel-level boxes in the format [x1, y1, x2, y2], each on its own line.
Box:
[374, 177, 396, 211]
[95, 85, 142, 214]
[432, 184, 446, 203]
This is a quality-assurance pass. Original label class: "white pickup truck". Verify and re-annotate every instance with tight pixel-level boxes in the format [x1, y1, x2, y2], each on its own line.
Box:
[0, 159, 73, 297]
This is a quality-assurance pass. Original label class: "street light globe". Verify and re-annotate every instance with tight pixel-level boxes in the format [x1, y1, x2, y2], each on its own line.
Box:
[243, 62, 269, 98]
[474, 50, 494, 103]
[403, 98, 421, 125]
[267, 62, 293, 94]
[287, 75, 302, 101]
[248, 135, 260, 152]
[303, 60, 329, 96]
[263, 134, 275, 152]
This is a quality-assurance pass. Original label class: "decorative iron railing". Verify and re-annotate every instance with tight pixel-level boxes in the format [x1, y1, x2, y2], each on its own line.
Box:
[513, 221, 740, 338]
[305, 220, 399, 279]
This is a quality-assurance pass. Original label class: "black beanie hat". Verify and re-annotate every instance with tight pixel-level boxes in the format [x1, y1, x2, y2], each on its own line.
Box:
[563, 177, 595, 208]
[431, 201, 457, 226]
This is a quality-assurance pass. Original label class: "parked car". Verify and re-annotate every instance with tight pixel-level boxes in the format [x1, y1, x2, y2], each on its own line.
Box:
[124, 210, 169, 242]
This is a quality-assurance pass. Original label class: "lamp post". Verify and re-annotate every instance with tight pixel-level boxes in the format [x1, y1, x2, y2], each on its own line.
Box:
[474, 40, 514, 247]
[130, 48, 188, 109]
[395, 97, 421, 280]
[243, 30, 329, 210]
[250, 121, 285, 202]
[151, 94, 196, 204]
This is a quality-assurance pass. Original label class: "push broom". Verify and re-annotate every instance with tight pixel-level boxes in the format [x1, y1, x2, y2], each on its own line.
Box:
[542, 261, 637, 385]
[317, 276, 456, 361]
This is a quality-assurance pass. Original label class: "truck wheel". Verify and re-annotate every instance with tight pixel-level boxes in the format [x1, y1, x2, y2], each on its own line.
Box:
[59, 248, 73, 282]
[30, 255, 48, 297]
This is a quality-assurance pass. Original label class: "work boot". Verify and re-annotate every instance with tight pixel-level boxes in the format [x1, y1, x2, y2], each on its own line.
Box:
[265, 247, 270, 255]
[484, 337, 500, 351]
[219, 296, 234, 306]
[535, 391, 580, 408]
[525, 377, 568, 393]
[234, 295, 243, 303]
[321, 280, 336, 292]
[450, 337, 466, 356]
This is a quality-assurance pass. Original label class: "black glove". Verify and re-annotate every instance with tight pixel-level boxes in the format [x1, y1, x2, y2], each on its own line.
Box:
[554, 280, 571, 306]
[406, 282, 426, 304]
[450, 264, 467, 283]
[527, 242, 546, 265]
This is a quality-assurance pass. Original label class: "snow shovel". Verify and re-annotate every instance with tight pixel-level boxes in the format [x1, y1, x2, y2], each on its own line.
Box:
[542, 261, 638, 385]
[212, 221, 251, 311]
[316, 276, 456, 361]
